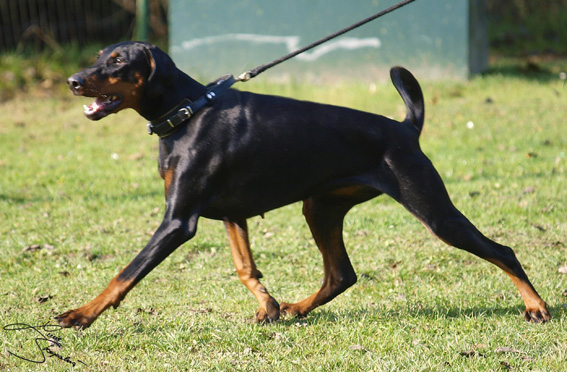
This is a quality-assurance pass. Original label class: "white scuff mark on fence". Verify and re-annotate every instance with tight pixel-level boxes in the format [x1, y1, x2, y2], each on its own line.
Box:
[173, 33, 381, 61]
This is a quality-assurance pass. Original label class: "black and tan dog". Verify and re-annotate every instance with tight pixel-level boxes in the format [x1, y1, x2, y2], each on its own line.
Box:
[57, 41, 549, 328]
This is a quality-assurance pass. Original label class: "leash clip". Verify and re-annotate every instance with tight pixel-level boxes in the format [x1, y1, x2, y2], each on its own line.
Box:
[146, 122, 153, 135]
[237, 71, 251, 82]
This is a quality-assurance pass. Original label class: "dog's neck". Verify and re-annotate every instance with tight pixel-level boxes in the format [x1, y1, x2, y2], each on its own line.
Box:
[146, 74, 236, 138]
[141, 70, 207, 121]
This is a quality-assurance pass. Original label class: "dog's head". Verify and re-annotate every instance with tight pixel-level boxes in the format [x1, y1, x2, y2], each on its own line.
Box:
[68, 41, 176, 120]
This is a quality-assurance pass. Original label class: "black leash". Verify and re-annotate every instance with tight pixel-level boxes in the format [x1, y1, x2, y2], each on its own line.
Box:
[237, 0, 416, 81]
[148, 0, 416, 136]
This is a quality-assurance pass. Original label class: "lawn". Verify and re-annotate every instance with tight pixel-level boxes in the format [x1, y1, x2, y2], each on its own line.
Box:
[1, 58, 566, 371]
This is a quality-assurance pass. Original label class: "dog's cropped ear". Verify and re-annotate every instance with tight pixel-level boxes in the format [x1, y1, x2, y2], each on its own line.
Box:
[143, 44, 177, 89]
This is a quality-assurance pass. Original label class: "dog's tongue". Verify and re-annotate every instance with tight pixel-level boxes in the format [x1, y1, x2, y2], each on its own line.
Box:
[83, 95, 121, 119]
[84, 95, 108, 115]
[83, 99, 102, 116]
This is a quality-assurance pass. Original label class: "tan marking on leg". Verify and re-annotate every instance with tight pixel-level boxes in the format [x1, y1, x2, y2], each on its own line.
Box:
[487, 258, 550, 322]
[279, 224, 351, 317]
[224, 219, 279, 322]
[56, 269, 136, 329]
[163, 167, 175, 198]
[280, 198, 356, 317]
[149, 52, 156, 74]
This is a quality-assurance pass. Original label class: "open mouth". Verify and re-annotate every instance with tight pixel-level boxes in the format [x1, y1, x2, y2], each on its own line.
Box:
[83, 94, 123, 120]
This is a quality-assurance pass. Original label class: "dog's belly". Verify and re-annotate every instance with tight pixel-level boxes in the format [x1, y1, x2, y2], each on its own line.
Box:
[198, 171, 387, 221]
[199, 176, 323, 220]
[199, 196, 298, 220]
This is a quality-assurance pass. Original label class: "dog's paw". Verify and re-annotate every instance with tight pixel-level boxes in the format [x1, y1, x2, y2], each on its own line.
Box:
[255, 297, 280, 323]
[55, 308, 96, 329]
[523, 305, 551, 323]
[279, 302, 308, 318]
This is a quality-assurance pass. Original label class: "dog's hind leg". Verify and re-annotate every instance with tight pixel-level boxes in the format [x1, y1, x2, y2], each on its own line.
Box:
[280, 188, 372, 317]
[386, 150, 550, 322]
[224, 219, 280, 323]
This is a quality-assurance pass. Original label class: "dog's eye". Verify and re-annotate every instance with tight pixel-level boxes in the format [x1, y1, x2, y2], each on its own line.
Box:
[113, 57, 124, 65]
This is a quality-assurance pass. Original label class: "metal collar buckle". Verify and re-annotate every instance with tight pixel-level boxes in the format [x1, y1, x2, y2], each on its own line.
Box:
[179, 106, 193, 119]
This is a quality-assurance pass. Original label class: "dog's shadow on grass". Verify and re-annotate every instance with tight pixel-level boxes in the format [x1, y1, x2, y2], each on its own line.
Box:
[277, 303, 565, 326]
[0, 192, 30, 204]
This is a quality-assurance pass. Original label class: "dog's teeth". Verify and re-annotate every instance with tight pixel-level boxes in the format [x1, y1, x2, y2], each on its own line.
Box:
[102, 95, 116, 104]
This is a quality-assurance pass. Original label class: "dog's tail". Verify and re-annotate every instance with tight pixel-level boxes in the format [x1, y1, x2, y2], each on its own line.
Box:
[390, 67, 424, 135]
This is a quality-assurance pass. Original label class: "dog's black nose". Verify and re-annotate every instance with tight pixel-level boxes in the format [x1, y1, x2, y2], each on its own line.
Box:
[67, 75, 85, 91]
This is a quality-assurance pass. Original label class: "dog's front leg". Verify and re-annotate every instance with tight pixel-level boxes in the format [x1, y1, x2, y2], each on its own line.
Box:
[224, 219, 280, 323]
[56, 213, 198, 329]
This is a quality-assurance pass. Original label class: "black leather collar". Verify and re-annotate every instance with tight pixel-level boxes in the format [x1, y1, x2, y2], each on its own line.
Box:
[147, 74, 236, 137]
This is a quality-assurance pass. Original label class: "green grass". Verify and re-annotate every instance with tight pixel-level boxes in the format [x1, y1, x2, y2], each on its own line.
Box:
[1, 67, 567, 371]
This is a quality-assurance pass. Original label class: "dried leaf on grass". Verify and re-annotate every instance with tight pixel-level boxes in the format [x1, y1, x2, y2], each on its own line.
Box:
[349, 344, 372, 353]
[22, 244, 54, 253]
[495, 347, 533, 361]
[35, 295, 53, 303]
[460, 350, 484, 358]
[495, 347, 524, 354]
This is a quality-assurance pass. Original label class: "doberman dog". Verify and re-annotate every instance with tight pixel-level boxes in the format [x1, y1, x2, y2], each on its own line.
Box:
[57, 41, 550, 329]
